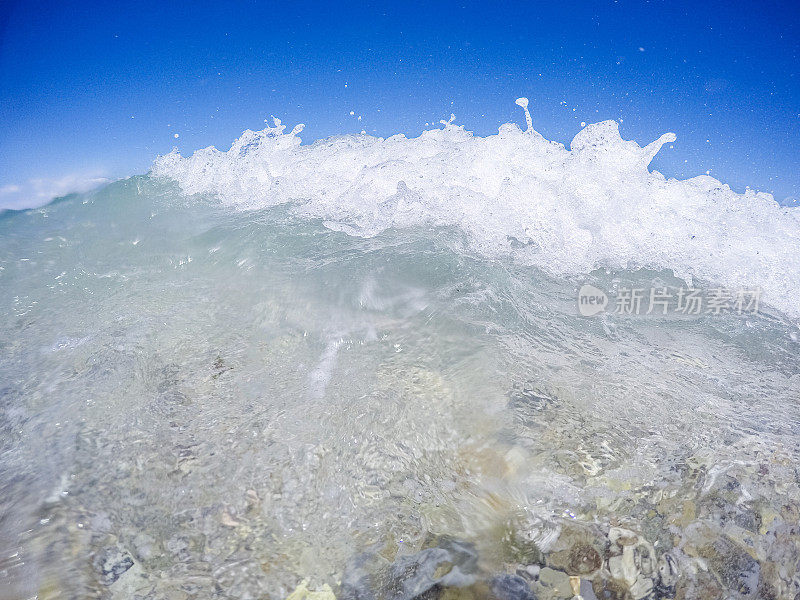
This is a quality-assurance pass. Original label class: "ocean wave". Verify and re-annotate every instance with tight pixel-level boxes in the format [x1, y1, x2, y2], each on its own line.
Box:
[152, 100, 800, 319]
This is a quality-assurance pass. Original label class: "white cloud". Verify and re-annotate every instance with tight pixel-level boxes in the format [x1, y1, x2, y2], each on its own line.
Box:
[0, 184, 21, 195]
[0, 173, 111, 210]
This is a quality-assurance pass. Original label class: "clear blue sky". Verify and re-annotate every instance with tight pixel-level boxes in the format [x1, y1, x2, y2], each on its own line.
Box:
[1, 0, 798, 209]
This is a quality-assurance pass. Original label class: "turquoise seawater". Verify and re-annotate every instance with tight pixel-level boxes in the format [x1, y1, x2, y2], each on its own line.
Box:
[3, 105, 800, 598]
[1, 174, 799, 598]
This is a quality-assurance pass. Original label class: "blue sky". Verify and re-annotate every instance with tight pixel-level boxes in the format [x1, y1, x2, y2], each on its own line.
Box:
[1, 0, 798, 210]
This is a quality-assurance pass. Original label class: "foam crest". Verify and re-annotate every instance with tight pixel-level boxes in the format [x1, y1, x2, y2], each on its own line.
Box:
[152, 102, 800, 319]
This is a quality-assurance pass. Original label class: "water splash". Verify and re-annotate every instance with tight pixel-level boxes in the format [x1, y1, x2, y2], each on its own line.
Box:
[153, 100, 799, 319]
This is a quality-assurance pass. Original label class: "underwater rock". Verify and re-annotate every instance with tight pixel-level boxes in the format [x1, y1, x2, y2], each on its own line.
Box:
[286, 579, 337, 600]
[695, 534, 760, 598]
[698, 480, 762, 535]
[129, 531, 157, 562]
[340, 550, 385, 600]
[383, 548, 459, 600]
[606, 527, 657, 600]
[500, 517, 546, 566]
[679, 520, 766, 598]
[93, 546, 135, 586]
[673, 570, 724, 600]
[507, 385, 557, 413]
[545, 524, 604, 577]
[566, 544, 603, 577]
[384, 542, 479, 600]
[591, 577, 633, 600]
[489, 574, 536, 600]
[513, 564, 540, 583]
[340, 539, 479, 600]
[439, 583, 492, 600]
[536, 567, 573, 599]
[653, 551, 679, 599]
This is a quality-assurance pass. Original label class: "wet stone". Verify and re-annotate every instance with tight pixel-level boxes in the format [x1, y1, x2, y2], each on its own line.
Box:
[341, 539, 479, 600]
[536, 567, 572, 599]
[514, 564, 540, 583]
[383, 548, 453, 600]
[592, 578, 633, 600]
[674, 571, 724, 600]
[566, 543, 602, 576]
[699, 490, 762, 535]
[653, 552, 679, 599]
[696, 534, 760, 598]
[93, 546, 135, 586]
[606, 527, 658, 600]
[438, 585, 483, 600]
[545, 523, 604, 577]
[507, 386, 557, 414]
[339, 550, 385, 600]
[384, 546, 478, 600]
[489, 574, 536, 600]
[502, 528, 543, 566]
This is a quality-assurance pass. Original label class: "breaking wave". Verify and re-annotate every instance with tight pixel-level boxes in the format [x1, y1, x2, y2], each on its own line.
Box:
[153, 100, 800, 320]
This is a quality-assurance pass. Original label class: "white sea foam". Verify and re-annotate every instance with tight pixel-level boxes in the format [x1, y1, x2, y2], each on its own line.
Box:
[152, 103, 800, 319]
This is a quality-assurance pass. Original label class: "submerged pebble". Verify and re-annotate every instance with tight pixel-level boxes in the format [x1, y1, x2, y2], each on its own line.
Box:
[489, 574, 536, 600]
[341, 539, 479, 600]
[92, 546, 134, 586]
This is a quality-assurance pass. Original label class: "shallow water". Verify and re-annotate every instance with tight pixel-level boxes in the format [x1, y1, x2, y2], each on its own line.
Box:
[1, 115, 800, 599]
